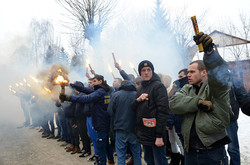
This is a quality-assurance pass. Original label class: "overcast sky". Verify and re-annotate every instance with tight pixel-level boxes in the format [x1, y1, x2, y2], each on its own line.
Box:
[0, 0, 249, 65]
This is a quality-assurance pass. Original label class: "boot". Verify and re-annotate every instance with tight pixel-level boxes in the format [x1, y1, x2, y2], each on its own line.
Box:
[170, 153, 180, 165]
[126, 157, 134, 165]
[108, 159, 115, 165]
[41, 133, 50, 138]
[66, 145, 74, 152]
[71, 146, 80, 154]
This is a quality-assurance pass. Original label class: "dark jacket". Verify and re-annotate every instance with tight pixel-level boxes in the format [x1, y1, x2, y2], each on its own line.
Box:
[64, 102, 76, 118]
[120, 70, 131, 80]
[108, 80, 137, 132]
[69, 85, 111, 132]
[131, 73, 169, 146]
[230, 77, 249, 120]
[241, 91, 250, 116]
[74, 93, 85, 119]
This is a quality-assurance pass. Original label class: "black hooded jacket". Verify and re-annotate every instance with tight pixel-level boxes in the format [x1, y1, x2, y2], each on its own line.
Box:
[131, 73, 169, 146]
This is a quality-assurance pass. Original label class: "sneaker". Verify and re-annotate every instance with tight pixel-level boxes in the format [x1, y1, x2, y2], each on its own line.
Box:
[88, 155, 98, 162]
[92, 159, 100, 165]
[79, 151, 91, 157]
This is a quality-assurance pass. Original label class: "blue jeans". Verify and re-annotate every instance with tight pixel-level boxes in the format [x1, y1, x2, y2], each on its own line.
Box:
[96, 131, 114, 165]
[87, 117, 98, 155]
[226, 121, 240, 165]
[143, 145, 168, 165]
[185, 146, 227, 165]
[115, 131, 141, 165]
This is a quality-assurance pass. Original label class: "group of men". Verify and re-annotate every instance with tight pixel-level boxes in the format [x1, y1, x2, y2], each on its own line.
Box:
[18, 32, 250, 165]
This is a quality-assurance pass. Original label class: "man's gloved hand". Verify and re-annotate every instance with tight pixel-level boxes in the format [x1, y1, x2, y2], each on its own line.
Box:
[193, 32, 214, 52]
[198, 100, 214, 112]
[59, 93, 70, 102]
[70, 81, 84, 91]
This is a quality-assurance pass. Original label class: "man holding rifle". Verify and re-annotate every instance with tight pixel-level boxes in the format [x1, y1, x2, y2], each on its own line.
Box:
[169, 32, 231, 165]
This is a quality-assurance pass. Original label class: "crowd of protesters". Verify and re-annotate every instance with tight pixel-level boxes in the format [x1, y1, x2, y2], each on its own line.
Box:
[14, 32, 250, 165]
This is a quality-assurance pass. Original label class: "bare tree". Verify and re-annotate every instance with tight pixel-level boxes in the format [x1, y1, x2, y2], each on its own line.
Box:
[223, 12, 250, 61]
[57, 0, 117, 47]
[226, 23, 244, 61]
[29, 19, 54, 66]
[239, 13, 250, 58]
[172, 6, 208, 65]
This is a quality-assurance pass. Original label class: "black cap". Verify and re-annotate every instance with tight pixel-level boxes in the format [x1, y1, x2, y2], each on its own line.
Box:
[138, 60, 154, 75]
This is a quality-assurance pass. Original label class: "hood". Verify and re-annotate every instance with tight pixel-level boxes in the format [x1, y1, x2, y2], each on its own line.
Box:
[94, 84, 110, 92]
[141, 73, 161, 87]
[158, 73, 172, 88]
[119, 80, 136, 91]
[178, 76, 189, 88]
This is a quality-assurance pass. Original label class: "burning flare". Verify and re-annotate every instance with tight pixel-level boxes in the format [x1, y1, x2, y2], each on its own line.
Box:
[108, 64, 113, 73]
[30, 75, 39, 83]
[43, 86, 52, 93]
[129, 62, 134, 69]
[54, 75, 68, 85]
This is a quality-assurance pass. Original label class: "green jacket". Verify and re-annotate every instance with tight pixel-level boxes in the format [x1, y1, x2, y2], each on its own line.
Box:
[169, 50, 231, 150]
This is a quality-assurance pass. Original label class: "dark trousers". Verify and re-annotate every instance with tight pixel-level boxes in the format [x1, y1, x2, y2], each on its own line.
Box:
[59, 115, 70, 143]
[226, 121, 240, 165]
[76, 117, 91, 153]
[96, 131, 114, 165]
[66, 118, 79, 146]
[185, 146, 227, 165]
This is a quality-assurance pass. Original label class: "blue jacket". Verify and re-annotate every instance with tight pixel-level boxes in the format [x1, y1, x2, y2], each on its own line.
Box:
[69, 85, 111, 132]
[108, 80, 137, 132]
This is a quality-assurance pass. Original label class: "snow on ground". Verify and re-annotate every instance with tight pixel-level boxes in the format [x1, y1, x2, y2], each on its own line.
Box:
[238, 111, 250, 164]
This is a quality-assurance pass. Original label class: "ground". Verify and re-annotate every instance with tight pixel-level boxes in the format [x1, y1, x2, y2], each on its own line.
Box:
[0, 112, 249, 165]
[0, 121, 148, 165]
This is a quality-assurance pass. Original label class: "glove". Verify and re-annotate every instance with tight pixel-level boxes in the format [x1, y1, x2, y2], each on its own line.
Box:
[193, 32, 214, 52]
[55, 100, 61, 107]
[70, 81, 84, 92]
[198, 100, 214, 112]
[59, 93, 70, 102]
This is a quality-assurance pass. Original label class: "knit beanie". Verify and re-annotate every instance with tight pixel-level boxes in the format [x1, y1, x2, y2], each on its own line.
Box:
[138, 60, 154, 75]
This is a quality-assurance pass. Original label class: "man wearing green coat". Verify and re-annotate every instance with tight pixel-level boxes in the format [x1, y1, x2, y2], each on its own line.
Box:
[169, 32, 231, 165]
